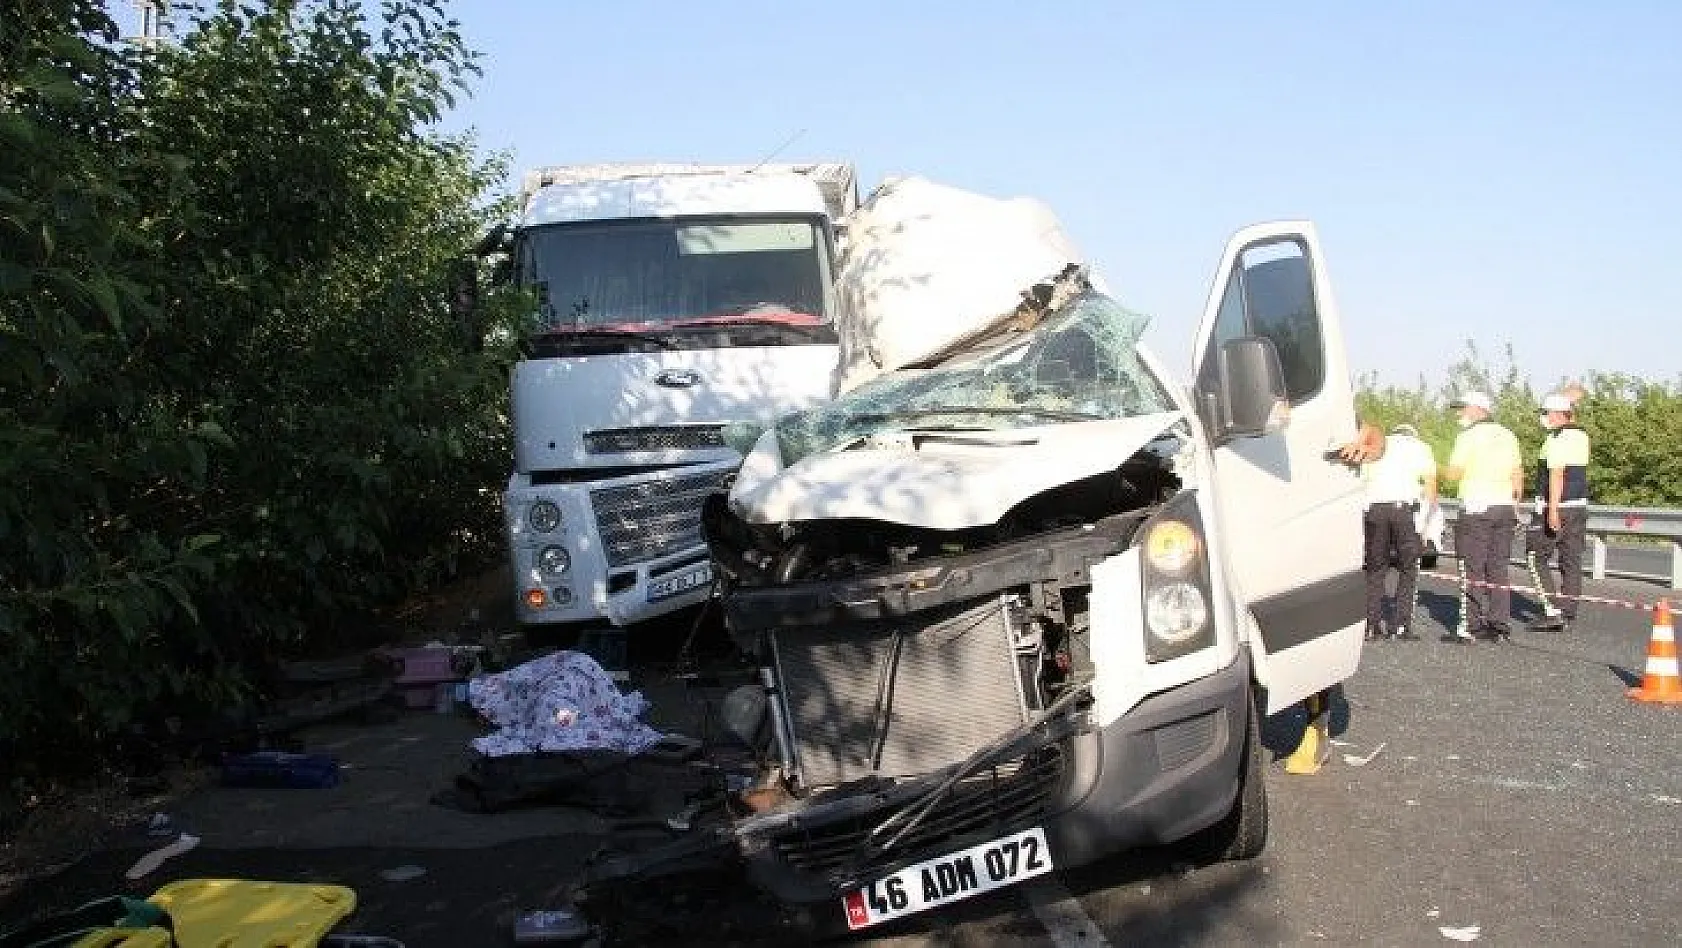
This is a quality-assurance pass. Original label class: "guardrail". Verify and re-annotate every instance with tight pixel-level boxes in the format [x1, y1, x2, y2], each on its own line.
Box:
[1438, 500, 1682, 589]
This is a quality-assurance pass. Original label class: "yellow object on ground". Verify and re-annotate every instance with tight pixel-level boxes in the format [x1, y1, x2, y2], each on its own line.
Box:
[1283, 693, 1331, 775]
[71, 929, 173, 948]
[146, 880, 357, 948]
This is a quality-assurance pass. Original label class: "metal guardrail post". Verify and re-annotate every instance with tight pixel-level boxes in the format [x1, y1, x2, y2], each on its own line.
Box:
[1589, 535, 1607, 581]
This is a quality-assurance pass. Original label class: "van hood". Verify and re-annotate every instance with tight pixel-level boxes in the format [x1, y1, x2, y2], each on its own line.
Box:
[728, 411, 1183, 530]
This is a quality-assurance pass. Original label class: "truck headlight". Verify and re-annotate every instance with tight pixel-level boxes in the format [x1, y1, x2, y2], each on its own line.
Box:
[1146, 582, 1209, 645]
[537, 544, 571, 577]
[528, 500, 562, 533]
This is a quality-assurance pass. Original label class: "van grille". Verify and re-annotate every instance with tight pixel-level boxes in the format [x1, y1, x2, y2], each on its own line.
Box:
[589, 469, 731, 567]
[584, 425, 726, 455]
[771, 746, 1064, 878]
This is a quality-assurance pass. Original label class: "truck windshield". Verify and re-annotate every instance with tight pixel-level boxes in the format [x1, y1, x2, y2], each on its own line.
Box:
[775, 291, 1175, 464]
[518, 215, 832, 333]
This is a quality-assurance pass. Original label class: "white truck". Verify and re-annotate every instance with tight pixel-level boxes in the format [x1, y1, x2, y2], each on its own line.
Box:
[499, 163, 858, 631]
[582, 177, 1369, 934]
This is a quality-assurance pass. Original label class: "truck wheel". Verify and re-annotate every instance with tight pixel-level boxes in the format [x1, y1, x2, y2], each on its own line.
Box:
[1189, 688, 1268, 862]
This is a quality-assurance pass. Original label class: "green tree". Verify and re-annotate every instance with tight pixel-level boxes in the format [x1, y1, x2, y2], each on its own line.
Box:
[2, 0, 520, 799]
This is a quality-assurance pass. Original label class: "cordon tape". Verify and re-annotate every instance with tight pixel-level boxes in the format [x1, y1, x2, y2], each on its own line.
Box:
[1419, 570, 1667, 612]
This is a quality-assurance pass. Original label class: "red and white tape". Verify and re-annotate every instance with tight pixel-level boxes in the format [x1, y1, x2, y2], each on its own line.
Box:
[1419, 570, 1669, 613]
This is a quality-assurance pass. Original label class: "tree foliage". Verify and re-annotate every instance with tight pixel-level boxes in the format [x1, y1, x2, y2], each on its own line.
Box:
[1357, 341, 1682, 508]
[2, 0, 519, 793]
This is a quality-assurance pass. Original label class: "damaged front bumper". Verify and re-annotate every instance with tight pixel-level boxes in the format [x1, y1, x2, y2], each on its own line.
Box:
[732, 647, 1250, 909]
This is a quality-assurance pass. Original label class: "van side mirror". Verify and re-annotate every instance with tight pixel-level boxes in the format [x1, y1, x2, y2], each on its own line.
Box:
[447, 258, 481, 353]
[1216, 336, 1289, 439]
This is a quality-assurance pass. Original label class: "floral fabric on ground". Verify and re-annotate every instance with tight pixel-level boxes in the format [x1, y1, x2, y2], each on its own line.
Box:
[466, 650, 663, 757]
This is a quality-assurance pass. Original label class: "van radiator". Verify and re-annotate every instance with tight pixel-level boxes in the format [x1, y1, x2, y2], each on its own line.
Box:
[770, 596, 1029, 788]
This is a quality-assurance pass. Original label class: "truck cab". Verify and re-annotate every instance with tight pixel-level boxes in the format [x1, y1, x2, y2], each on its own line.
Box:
[694, 179, 1367, 930]
[502, 164, 856, 630]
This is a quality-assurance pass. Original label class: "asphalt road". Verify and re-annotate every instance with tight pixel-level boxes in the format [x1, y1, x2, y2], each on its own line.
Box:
[4, 569, 1678, 947]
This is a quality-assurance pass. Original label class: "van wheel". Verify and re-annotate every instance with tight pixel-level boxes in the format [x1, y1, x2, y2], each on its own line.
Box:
[1420, 543, 1439, 570]
[1189, 688, 1268, 862]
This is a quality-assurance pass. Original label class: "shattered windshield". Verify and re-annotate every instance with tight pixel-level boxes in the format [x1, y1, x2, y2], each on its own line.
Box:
[776, 291, 1174, 464]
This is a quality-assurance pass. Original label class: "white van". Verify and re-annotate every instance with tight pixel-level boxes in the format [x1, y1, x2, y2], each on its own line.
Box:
[696, 180, 1367, 930]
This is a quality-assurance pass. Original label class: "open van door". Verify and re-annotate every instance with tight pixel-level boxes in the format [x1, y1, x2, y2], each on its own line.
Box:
[1191, 221, 1365, 714]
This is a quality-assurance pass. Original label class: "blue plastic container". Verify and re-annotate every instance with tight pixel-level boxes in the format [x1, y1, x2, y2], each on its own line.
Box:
[220, 751, 342, 789]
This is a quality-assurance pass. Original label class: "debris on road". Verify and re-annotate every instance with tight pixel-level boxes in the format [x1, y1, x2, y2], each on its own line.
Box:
[1439, 923, 1482, 941]
[379, 864, 427, 883]
[124, 832, 200, 880]
[220, 750, 342, 789]
[512, 908, 591, 944]
[144, 812, 175, 838]
[1342, 742, 1388, 767]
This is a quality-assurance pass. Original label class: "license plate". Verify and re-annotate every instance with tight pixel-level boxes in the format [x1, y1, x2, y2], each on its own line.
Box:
[646, 563, 711, 601]
[841, 826, 1053, 930]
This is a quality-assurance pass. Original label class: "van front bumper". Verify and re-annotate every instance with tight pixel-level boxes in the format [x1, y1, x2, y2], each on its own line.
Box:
[738, 649, 1250, 907]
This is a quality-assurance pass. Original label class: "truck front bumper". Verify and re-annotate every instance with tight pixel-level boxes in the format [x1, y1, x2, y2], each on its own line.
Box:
[507, 468, 728, 628]
[739, 649, 1250, 908]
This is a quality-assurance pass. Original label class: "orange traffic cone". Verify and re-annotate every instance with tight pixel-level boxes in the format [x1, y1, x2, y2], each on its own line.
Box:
[1628, 600, 1682, 704]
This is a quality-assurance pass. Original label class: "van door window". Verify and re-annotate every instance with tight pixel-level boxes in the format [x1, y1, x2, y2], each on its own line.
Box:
[1199, 238, 1325, 404]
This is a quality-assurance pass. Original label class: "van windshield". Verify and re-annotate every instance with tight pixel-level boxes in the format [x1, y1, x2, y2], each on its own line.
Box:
[776, 291, 1174, 464]
[518, 216, 832, 332]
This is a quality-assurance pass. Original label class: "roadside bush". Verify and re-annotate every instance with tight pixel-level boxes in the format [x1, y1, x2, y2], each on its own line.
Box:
[1, 0, 517, 795]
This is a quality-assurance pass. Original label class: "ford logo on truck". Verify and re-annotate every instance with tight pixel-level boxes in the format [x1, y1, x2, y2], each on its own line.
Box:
[654, 369, 702, 388]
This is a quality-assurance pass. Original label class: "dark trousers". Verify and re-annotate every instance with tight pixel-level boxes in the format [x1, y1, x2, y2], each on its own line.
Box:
[1363, 502, 1421, 631]
[1526, 505, 1588, 619]
[1457, 506, 1516, 633]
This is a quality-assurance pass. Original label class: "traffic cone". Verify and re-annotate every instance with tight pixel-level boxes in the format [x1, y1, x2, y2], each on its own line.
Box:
[1628, 600, 1682, 704]
[1283, 692, 1331, 774]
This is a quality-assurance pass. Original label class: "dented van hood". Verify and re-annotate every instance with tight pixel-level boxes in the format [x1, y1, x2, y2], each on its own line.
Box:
[728, 411, 1183, 530]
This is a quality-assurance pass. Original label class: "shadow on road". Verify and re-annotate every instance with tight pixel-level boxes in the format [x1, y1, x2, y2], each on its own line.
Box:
[1050, 846, 1279, 947]
[1417, 589, 1461, 630]
[1607, 663, 1643, 688]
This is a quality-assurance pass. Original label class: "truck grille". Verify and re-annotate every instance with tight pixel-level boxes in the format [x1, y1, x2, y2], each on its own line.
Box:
[584, 425, 726, 455]
[771, 746, 1064, 878]
[772, 596, 1029, 788]
[589, 469, 731, 568]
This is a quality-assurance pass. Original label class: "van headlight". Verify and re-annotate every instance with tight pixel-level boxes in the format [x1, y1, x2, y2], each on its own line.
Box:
[1140, 493, 1215, 663]
[537, 544, 571, 577]
[1144, 520, 1201, 574]
[1147, 582, 1210, 645]
[528, 500, 562, 533]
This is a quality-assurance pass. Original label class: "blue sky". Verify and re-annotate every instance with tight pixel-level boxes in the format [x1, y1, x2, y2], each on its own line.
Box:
[140, 0, 1682, 389]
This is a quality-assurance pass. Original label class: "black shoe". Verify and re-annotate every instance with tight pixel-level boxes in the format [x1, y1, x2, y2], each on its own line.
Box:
[1476, 625, 1512, 643]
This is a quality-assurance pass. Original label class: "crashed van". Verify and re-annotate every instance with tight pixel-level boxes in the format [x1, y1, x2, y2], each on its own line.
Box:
[631, 178, 1367, 932]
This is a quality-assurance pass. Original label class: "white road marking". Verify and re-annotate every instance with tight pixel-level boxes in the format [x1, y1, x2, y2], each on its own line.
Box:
[1025, 877, 1113, 947]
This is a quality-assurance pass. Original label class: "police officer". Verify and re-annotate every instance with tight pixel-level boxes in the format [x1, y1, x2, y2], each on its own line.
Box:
[1526, 392, 1590, 631]
[1360, 423, 1438, 641]
[1442, 391, 1524, 643]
